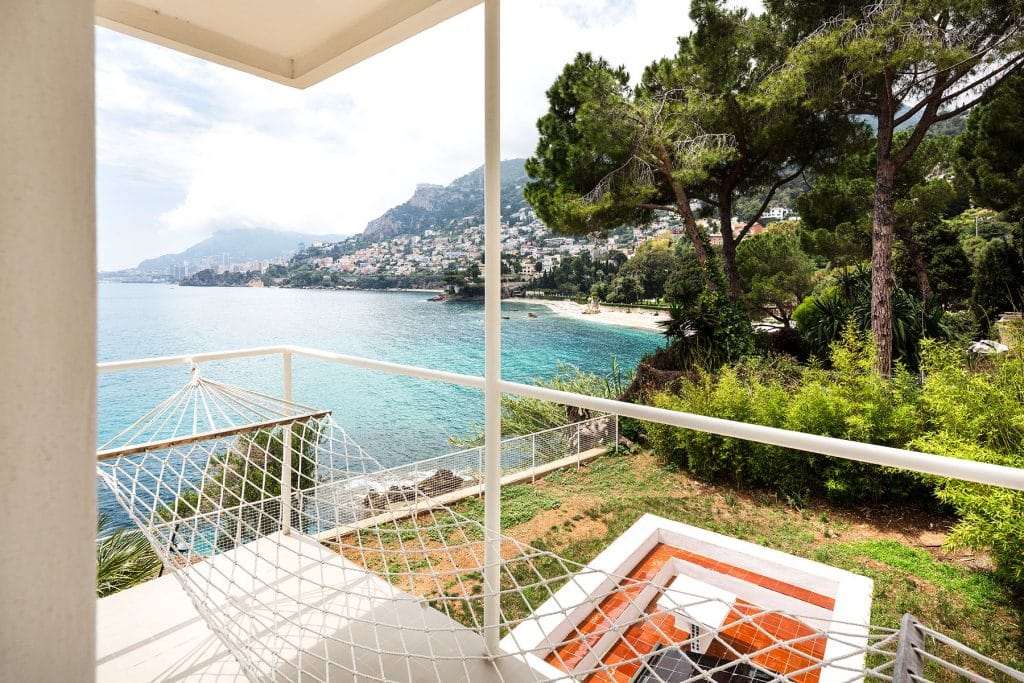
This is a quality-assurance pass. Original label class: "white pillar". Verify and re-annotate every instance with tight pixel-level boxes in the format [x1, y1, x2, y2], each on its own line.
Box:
[281, 350, 293, 535]
[0, 1, 97, 680]
[482, 0, 503, 656]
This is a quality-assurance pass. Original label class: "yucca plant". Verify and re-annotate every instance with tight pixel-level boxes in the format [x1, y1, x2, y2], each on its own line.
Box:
[96, 514, 162, 597]
[794, 266, 949, 370]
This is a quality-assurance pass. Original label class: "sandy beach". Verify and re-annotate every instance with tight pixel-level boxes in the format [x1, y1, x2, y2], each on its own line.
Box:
[519, 298, 669, 332]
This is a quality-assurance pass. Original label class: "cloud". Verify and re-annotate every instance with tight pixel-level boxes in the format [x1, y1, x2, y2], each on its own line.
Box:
[96, 0, 761, 270]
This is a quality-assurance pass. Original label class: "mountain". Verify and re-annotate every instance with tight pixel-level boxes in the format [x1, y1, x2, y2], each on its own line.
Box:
[134, 228, 347, 273]
[362, 158, 530, 240]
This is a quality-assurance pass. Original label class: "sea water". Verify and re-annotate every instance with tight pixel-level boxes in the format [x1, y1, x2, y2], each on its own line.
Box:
[97, 283, 662, 526]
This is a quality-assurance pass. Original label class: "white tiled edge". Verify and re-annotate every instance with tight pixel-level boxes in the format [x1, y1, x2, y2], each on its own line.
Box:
[501, 514, 873, 682]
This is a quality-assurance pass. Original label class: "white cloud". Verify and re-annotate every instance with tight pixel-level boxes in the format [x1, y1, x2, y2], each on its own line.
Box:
[96, 0, 760, 270]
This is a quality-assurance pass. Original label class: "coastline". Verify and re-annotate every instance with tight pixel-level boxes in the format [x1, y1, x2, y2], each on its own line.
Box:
[518, 298, 668, 333]
[100, 282, 664, 333]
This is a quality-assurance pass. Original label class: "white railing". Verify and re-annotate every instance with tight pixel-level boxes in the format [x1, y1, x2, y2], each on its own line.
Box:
[98, 344, 1024, 493]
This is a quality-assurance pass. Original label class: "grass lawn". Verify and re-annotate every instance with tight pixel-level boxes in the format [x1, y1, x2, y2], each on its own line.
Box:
[329, 450, 1023, 674]
[470, 452, 1021, 668]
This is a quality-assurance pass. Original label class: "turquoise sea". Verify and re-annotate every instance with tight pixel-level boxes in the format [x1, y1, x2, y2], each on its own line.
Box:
[97, 283, 662, 526]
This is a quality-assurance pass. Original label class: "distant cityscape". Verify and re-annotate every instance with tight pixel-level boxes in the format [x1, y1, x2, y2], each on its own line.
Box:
[104, 203, 794, 286]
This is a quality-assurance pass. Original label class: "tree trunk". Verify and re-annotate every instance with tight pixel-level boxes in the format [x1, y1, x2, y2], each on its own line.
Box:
[655, 142, 716, 291]
[895, 222, 934, 301]
[718, 196, 742, 301]
[871, 158, 898, 376]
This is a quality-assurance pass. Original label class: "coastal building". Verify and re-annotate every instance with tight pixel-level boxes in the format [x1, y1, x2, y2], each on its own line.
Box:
[4, 2, 1023, 682]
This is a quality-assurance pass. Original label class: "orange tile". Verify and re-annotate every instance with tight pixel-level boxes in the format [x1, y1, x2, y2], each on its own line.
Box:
[551, 543, 831, 683]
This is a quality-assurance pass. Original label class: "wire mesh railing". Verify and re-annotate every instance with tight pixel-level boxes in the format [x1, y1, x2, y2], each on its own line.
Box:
[100, 413, 618, 560]
[296, 414, 615, 538]
[314, 415, 613, 505]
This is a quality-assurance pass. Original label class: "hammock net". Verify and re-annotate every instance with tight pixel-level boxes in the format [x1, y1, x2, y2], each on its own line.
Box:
[96, 372, 1018, 683]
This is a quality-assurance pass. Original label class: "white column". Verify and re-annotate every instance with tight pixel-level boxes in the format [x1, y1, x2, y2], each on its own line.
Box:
[0, 1, 96, 680]
[281, 350, 293, 535]
[482, 0, 503, 656]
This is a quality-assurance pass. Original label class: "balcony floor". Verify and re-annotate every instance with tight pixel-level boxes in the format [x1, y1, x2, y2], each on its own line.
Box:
[97, 564, 245, 681]
[97, 532, 552, 682]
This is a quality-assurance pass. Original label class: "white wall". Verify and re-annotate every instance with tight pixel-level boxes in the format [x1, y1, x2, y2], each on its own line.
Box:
[0, 1, 97, 679]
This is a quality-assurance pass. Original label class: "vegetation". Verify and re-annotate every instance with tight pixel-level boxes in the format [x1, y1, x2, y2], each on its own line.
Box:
[96, 513, 162, 597]
[451, 361, 633, 446]
[735, 224, 815, 327]
[793, 267, 949, 370]
[531, 251, 625, 300]
[645, 331, 1024, 589]
[343, 452, 1023, 671]
[162, 421, 322, 550]
[526, 0, 1024, 375]
[957, 74, 1024, 220]
[525, 0, 851, 300]
[764, 0, 1023, 374]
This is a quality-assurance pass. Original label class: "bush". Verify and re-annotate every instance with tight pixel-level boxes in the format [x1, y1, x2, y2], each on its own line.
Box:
[648, 330, 925, 505]
[646, 333, 1024, 587]
[96, 514, 161, 597]
[659, 290, 754, 370]
[913, 343, 1024, 584]
[753, 325, 810, 361]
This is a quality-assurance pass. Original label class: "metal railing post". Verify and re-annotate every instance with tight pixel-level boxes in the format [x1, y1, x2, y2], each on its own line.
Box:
[894, 613, 925, 683]
[576, 422, 582, 471]
[614, 415, 619, 452]
[531, 434, 537, 483]
[281, 350, 293, 536]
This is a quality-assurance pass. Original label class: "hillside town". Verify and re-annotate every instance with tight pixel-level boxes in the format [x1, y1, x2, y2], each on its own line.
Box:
[178, 203, 782, 291]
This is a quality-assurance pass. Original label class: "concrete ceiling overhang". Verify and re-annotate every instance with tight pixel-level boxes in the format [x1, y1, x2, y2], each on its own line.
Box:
[95, 0, 482, 88]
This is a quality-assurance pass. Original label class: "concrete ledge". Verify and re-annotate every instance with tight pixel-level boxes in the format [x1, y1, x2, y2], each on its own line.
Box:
[313, 446, 609, 543]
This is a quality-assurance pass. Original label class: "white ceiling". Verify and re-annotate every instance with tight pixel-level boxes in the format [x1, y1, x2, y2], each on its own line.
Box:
[95, 0, 482, 88]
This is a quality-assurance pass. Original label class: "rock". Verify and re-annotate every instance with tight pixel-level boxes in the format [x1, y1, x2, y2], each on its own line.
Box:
[362, 485, 420, 510]
[619, 362, 696, 403]
[361, 470, 466, 510]
[362, 491, 387, 510]
[417, 468, 465, 497]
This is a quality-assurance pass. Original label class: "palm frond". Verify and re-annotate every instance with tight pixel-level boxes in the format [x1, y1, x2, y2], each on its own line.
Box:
[96, 513, 162, 597]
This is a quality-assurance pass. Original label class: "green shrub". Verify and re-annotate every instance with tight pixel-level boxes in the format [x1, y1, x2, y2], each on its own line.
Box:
[659, 290, 754, 370]
[916, 435, 1024, 586]
[913, 344, 1024, 584]
[648, 335, 1024, 588]
[649, 329, 927, 505]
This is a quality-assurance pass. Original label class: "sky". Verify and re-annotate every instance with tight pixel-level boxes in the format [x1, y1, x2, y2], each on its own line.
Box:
[96, 0, 760, 271]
